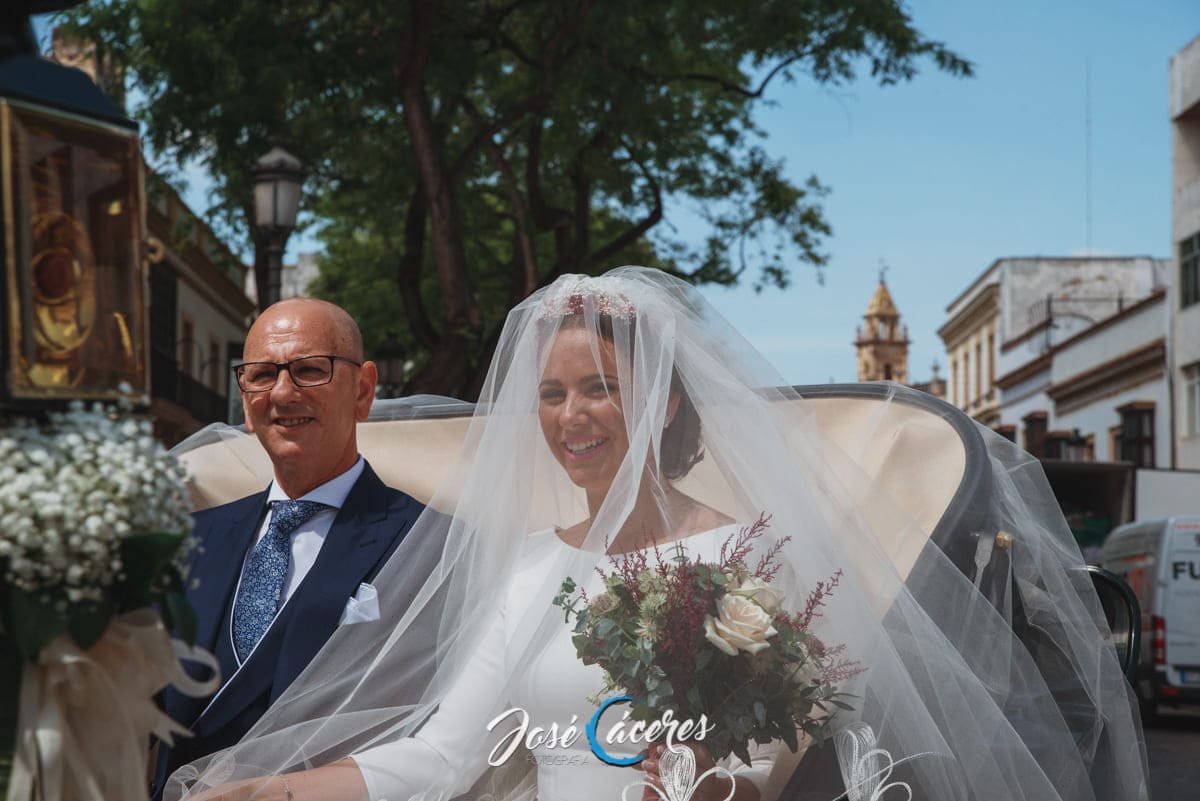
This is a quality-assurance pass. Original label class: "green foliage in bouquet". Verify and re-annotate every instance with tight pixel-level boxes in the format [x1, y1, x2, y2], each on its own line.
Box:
[0, 398, 197, 664]
[553, 514, 862, 766]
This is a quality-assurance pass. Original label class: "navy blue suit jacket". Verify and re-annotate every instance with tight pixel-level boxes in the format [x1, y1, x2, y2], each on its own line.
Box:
[152, 460, 422, 799]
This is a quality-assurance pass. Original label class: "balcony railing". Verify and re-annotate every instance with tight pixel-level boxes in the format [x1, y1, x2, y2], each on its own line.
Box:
[151, 349, 229, 425]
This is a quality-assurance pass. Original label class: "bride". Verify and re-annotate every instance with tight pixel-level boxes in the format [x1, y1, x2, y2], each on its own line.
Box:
[173, 267, 1147, 801]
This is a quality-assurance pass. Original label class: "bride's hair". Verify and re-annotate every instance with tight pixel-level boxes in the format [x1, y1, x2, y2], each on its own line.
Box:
[543, 297, 705, 480]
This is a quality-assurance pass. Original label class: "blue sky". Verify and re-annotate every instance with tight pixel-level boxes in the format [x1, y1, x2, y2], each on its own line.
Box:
[697, 0, 1199, 385]
[35, 3, 1200, 385]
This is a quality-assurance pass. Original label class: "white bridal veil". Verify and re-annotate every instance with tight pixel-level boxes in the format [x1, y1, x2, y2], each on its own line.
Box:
[168, 267, 1148, 801]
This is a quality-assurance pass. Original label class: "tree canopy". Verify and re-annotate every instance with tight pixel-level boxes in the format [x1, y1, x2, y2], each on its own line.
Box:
[65, 0, 971, 397]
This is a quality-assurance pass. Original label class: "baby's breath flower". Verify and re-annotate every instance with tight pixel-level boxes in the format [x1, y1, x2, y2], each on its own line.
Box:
[0, 403, 193, 602]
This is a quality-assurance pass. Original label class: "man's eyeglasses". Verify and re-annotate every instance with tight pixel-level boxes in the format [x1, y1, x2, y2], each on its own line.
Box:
[233, 355, 362, 393]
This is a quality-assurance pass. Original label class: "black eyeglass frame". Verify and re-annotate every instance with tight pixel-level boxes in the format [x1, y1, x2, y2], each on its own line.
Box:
[232, 355, 364, 392]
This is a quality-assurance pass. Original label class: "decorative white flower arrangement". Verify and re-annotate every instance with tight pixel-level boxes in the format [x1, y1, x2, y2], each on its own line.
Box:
[0, 394, 195, 655]
[0, 391, 202, 800]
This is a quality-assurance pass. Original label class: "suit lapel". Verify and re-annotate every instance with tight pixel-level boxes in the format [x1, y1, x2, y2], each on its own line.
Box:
[193, 465, 409, 734]
[191, 492, 266, 658]
[270, 466, 403, 699]
[162, 492, 265, 731]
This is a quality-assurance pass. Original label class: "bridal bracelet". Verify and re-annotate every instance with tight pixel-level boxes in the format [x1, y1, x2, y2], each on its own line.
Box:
[281, 777, 295, 801]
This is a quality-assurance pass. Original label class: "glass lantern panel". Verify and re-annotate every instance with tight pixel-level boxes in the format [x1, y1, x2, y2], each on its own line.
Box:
[4, 101, 146, 398]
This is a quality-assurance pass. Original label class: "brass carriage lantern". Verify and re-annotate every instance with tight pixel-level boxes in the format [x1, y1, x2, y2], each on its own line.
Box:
[0, 2, 149, 410]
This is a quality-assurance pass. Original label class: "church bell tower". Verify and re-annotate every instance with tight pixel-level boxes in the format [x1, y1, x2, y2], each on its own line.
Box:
[855, 270, 910, 383]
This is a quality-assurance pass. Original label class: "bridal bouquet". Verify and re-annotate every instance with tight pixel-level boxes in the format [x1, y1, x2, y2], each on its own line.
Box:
[0, 395, 203, 800]
[553, 514, 861, 765]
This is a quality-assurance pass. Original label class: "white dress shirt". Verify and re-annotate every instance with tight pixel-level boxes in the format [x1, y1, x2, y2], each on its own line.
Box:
[228, 456, 366, 667]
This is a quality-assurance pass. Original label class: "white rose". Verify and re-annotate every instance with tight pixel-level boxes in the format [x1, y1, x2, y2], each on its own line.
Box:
[730, 576, 785, 615]
[703, 594, 779, 656]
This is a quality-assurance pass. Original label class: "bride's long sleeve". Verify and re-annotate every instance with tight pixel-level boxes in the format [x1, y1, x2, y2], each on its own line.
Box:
[350, 606, 510, 801]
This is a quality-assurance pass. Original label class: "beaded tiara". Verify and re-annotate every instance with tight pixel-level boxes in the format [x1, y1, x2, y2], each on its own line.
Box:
[536, 276, 638, 320]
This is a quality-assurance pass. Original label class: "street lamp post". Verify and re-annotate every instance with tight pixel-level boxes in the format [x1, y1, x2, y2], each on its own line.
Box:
[251, 145, 303, 310]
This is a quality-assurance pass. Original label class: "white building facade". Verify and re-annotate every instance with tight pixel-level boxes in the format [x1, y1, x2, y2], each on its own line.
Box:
[1046, 292, 1169, 466]
[941, 258, 1171, 549]
[147, 175, 256, 444]
[940, 257, 1168, 438]
[1171, 34, 1200, 470]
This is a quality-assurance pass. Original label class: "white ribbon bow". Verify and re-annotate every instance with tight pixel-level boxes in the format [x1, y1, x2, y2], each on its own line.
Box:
[6, 608, 221, 801]
[622, 744, 738, 801]
[833, 722, 949, 801]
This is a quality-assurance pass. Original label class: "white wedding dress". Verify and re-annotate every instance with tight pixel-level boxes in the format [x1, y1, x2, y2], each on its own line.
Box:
[352, 525, 778, 801]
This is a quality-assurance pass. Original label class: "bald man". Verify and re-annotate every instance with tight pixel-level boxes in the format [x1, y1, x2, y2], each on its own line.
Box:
[153, 300, 425, 798]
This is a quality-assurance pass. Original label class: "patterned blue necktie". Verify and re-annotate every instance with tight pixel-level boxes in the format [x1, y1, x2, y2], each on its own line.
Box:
[232, 499, 330, 662]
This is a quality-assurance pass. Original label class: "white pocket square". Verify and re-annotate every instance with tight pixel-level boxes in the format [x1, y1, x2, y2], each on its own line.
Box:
[339, 582, 380, 625]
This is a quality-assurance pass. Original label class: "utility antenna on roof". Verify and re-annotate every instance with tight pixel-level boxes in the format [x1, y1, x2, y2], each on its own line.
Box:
[1085, 56, 1093, 256]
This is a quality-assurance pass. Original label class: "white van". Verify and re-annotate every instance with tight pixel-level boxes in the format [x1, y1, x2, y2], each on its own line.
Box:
[1099, 516, 1200, 718]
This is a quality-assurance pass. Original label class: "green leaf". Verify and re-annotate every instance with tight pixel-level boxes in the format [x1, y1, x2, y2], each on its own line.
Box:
[67, 600, 114, 650]
[780, 725, 800, 752]
[7, 587, 66, 661]
[117, 531, 187, 606]
[164, 592, 198, 646]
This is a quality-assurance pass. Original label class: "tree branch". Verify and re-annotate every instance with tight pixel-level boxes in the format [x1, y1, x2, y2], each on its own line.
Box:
[525, 120, 570, 232]
[622, 54, 804, 99]
[398, 0, 473, 327]
[584, 157, 663, 270]
[397, 189, 438, 350]
[449, 92, 547, 180]
[676, 55, 800, 98]
[462, 98, 539, 298]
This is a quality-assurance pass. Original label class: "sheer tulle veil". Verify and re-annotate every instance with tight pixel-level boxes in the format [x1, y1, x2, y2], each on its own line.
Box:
[169, 266, 1148, 801]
